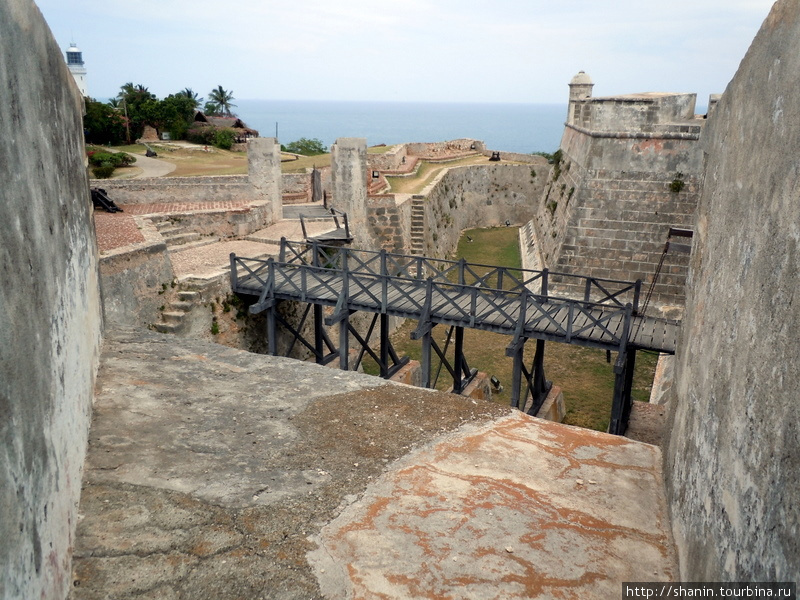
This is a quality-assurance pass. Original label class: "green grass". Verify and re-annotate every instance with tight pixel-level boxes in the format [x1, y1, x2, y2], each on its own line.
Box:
[366, 226, 659, 432]
[386, 155, 498, 194]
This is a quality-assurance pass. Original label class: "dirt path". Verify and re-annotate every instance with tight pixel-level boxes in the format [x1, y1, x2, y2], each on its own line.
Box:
[128, 153, 176, 178]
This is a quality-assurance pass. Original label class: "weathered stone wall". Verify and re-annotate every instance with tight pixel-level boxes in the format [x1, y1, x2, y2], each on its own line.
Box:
[367, 145, 409, 171]
[406, 139, 484, 158]
[665, 0, 800, 581]
[531, 115, 703, 308]
[331, 138, 370, 247]
[99, 227, 174, 330]
[572, 93, 697, 133]
[421, 164, 549, 258]
[94, 175, 252, 205]
[248, 137, 283, 224]
[0, 1, 102, 597]
[367, 194, 414, 253]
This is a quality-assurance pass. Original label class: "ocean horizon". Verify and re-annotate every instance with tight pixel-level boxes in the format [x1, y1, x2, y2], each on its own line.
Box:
[234, 99, 568, 155]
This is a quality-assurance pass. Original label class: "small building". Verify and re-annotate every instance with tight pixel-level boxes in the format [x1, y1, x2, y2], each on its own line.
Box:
[192, 112, 259, 142]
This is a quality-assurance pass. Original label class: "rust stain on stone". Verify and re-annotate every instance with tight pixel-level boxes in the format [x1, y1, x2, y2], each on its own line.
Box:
[313, 414, 676, 598]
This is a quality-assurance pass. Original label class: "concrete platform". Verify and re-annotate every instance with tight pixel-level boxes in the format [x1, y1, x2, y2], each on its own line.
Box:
[70, 330, 677, 599]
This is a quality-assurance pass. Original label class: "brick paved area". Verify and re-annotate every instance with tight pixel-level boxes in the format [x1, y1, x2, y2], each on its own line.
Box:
[93, 211, 145, 251]
[121, 200, 251, 215]
[93, 200, 254, 253]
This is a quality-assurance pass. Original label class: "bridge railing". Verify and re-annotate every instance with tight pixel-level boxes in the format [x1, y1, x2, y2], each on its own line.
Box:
[276, 239, 642, 311]
[231, 252, 633, 349]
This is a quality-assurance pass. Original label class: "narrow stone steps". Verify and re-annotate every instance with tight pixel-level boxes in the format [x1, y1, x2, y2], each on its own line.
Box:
[161, 311, 186, 324]
[164, 232, 201, 247]
[168, 237, 220, 254]
[171, 301, 195, 312]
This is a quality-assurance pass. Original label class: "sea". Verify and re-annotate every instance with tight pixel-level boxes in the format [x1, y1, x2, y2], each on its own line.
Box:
[235, 100, 567, 155]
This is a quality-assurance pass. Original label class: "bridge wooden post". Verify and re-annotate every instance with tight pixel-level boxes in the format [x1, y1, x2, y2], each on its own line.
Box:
[609, 303, 635, 434]
[510, 341, 524, 409]
[339, 253, 350, 370]
[420, 329, 432, 388]
[532, 339, 548, 405]
[339, 314, 350, 371]
[279, 237, 287, 263]
[380, 314, 390, 378]
[413, 278, 435, 388]
[267, 306, 277, 355]
[453, 327, 465, 393]
[314, 305, 324, 364]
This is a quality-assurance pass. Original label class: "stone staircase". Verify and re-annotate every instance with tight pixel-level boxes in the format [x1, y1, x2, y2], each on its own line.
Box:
[152, 217, 218, 251]
[410, 196, 425, 255]
[152, 287, 203, 334]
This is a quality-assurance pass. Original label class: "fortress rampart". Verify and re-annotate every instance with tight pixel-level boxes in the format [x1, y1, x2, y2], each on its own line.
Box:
[529, 80, 706, 309]
[665, 0, 800, 578]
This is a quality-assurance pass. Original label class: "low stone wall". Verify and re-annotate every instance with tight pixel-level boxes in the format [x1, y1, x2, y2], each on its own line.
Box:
[482, 150, 549, 165]
[406, 139, 485, 158]
[100, 241, 174, 330]
[151, 200, 276, 239]
[94, 175, 253, 205]
[367, 145, 408, 171]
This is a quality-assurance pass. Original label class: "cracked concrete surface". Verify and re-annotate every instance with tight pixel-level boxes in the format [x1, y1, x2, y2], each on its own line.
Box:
[71, 330, 676, 599]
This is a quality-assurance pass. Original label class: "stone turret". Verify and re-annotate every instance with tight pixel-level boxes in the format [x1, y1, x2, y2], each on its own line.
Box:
[568, 70, 594, 101]
[567, 71, 593, 125]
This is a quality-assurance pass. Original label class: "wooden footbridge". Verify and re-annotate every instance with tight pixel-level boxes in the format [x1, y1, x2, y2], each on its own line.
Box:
[230, 239, 680, 435]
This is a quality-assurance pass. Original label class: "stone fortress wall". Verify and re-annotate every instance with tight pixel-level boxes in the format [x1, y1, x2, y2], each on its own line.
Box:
[664, 0, 800, 580]
[527, 73, 708, 310]
[0, 1, 103, 597]
[364, 161, 549, 255]
[419, 163, 548, 255]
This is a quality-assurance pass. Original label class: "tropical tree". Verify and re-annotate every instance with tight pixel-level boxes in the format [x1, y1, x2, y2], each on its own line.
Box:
[115, 83, 157, 141]
[284, 137, 327, 156]
[207, 85, 236, 117]
[178, 88, 203, 109]
[203, 100, 221, 116]
[83, 98, 126, 144]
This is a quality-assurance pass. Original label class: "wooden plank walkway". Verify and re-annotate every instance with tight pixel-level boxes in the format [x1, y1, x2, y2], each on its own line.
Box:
[232, 253, 679, 355]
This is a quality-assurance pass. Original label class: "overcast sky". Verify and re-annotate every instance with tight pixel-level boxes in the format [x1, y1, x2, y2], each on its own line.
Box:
[36, 0, 775, 105]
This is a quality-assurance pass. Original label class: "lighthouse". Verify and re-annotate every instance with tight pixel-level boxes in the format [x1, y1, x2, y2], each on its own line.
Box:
[65, 43, 88, 96]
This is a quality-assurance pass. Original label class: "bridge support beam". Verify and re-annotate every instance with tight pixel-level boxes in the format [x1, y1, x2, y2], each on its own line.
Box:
[265, 301, 339, 365]
[509, 338, 551, 414]
[609, 349, 637, 435]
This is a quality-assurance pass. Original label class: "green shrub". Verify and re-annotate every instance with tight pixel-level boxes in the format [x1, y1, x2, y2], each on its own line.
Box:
[87, 151, 135, 168]
[212, 128, 235, 150]
[91, 165, 116, 179]
[186, 125, 216, 145]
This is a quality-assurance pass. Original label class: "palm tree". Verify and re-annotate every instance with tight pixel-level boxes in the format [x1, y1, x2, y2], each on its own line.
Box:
[179, 88, 203, 109]
[207, 85, 236, 117]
